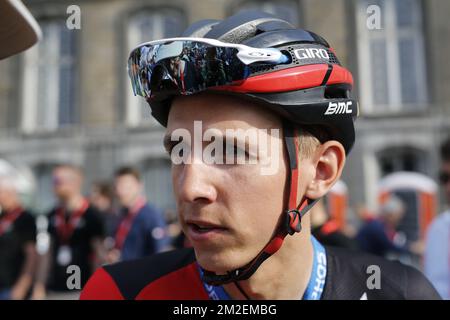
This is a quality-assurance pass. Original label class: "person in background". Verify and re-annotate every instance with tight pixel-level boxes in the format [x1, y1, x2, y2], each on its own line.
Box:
[0, 0, 41, 299]
[356, 195, 422, 258]
[424, 138, 450, 299]
[0, 0, 42, 300]
[355, 204, 377, 226]
[32, 164, 104, 299]
[0, 176, 37, 300]
[108, 166, 168, 263]
[89, 181, 118, 238]
[90, 181, 121, 263]
[311, 199, 356, 250]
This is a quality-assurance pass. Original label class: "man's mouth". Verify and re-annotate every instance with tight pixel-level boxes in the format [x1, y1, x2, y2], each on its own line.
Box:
[188, 221, 226, 231]
[185, 220, 228, 240]
[191, 223, 216, 233]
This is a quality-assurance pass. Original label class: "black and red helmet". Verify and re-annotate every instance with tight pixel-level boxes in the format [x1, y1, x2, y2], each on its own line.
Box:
[138, 10, 358, 154]
[128, 10, 358, 286]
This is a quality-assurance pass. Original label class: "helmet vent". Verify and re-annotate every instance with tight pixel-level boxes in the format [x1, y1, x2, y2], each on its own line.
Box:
[326, 51, 339, 64]
[249, 64, 277, 74]
[287, 46, 300, 65]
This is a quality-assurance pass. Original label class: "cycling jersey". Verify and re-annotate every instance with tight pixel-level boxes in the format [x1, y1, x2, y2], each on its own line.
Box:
[80, 245, 441, 300]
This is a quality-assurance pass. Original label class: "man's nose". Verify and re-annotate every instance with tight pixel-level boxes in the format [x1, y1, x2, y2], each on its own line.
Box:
[176, 162, 217, 204]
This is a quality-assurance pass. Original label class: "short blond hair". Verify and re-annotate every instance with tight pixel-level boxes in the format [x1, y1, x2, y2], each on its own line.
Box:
[297, 126, 330, 159]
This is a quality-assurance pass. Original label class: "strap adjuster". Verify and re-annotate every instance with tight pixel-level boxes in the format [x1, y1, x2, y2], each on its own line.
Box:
[286, 209, 302, 235]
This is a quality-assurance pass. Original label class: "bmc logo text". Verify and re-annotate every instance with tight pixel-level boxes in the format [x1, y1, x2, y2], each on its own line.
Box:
[325, 101, 353, 115]
[294, 48, 329, 60]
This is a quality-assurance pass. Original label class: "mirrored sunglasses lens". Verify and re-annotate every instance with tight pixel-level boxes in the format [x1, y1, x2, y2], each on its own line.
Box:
[129, 41, 250, 98]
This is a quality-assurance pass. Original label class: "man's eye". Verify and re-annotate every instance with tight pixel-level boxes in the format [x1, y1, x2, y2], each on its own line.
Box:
[224, 143, 235, 156]
[223, 143, 248, 161]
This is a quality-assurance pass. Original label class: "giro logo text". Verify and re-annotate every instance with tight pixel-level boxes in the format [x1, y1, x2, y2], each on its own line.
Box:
[325, 101, 353, 115]
[294, 48, 329, 60]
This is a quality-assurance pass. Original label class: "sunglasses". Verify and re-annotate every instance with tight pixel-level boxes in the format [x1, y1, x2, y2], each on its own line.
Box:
[127, 37, 290, 99]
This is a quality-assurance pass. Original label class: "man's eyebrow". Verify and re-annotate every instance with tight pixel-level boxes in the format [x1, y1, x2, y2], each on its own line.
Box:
[224, 135, 259, 157]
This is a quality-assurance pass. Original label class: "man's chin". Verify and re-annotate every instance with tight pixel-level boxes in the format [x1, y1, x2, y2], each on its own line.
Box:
[194, 247, 246, 274]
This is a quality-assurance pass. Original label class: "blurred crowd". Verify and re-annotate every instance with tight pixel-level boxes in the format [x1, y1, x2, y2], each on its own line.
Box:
[0, 164, 190, 299]
[310, 138, 450, 300]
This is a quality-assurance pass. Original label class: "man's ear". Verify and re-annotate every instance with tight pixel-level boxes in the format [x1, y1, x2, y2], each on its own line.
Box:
[305, 141, 346, 199]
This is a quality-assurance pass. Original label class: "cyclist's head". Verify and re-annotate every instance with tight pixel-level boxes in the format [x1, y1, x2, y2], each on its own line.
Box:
[128, 10, 358, 284]
[379, 195, 405, 226]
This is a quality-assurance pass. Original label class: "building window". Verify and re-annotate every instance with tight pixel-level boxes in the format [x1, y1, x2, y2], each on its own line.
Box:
[356, 0, 427, 114]
[21, 19, 77, 133]
[33, 164, 56, 214]
[232, 1, 301, 26]
[140, 158, 175, 212]
[377, 146, 427, 176]
[126, 9, 186, 127]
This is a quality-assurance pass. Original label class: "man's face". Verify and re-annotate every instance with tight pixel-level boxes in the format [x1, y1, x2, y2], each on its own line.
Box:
[114, 174, 142, 208]
[166, 93, 298, 273]
[0, 184, 15, 210]
[385, 209, 405, 227]
[52, 167, 82, 200]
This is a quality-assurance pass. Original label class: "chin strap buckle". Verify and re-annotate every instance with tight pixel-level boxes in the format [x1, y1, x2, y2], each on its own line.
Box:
[286, 209, 302, 235]
[285, 198, 321, 236]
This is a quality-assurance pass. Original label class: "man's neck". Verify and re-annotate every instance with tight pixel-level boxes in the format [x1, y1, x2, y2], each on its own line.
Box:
[223, 219, 314, 300]
[62, 194, 85, 212]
